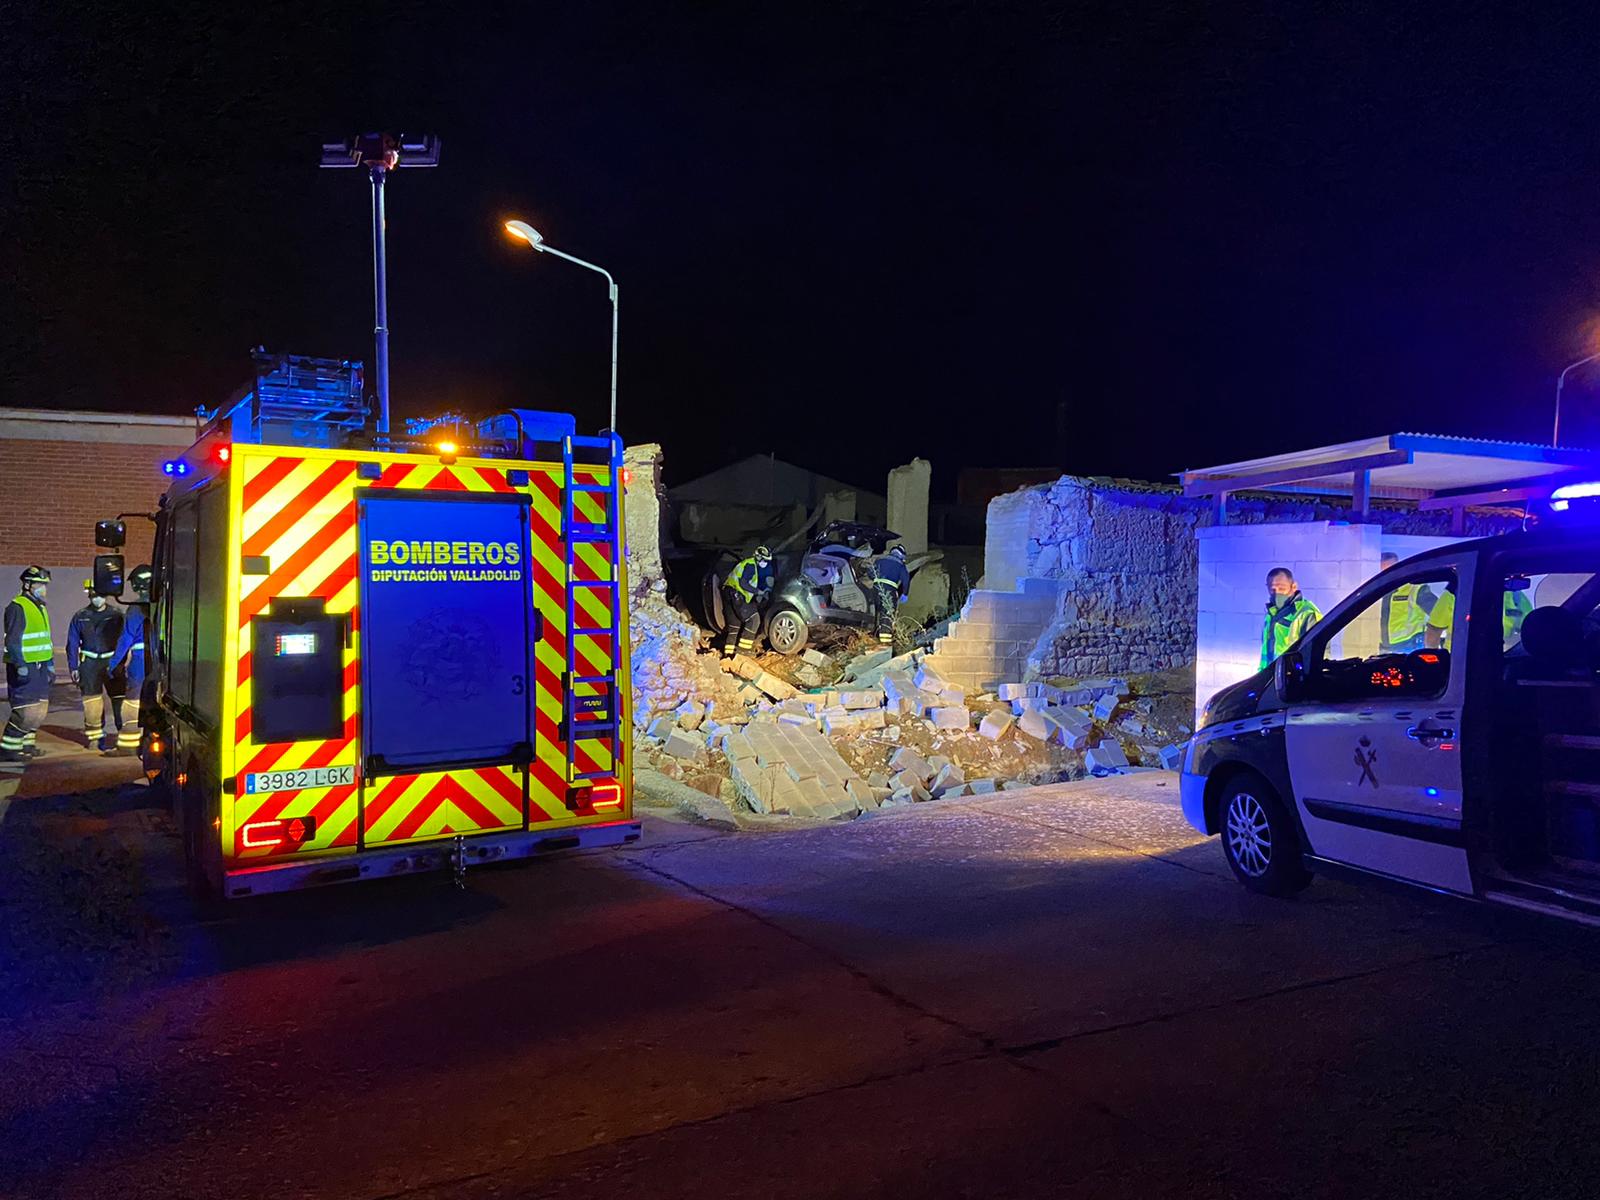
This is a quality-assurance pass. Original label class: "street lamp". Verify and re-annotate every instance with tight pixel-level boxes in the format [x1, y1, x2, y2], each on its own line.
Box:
[504, 219, 619, 434]
[1554, 350, 1600, 448]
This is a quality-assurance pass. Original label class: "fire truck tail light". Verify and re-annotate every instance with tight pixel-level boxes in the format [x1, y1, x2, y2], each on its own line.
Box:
[566, 780, 624, 813]
[241, 816, 316, 848]
[242, 820, 285, 848]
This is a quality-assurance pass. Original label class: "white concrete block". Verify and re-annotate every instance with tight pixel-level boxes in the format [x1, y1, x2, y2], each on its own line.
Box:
[978, 711, 1014, 740]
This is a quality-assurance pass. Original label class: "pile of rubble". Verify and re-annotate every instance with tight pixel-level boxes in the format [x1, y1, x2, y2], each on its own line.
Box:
[633, 635, 1191, 822]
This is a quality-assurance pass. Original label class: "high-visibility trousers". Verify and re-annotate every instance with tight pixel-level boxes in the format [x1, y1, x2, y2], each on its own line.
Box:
[116, 693, 142, 751]
[3, 662, 51, 755]
[77, 656, 124, 748]
[873, 580, 899, 644]
[722, 586, 761, 655]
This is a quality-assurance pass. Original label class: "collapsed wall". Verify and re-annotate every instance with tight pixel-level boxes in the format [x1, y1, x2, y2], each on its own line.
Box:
[623, 444, 748, 733]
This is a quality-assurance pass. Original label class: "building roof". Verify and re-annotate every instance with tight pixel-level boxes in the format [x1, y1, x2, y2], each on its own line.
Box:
[0, 407, 196, 447]
[1180, 432, 1600, 514]
[670, 453, 882, 506]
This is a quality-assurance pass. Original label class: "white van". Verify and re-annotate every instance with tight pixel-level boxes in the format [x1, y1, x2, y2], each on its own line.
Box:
[1182, 523, 1600, 925]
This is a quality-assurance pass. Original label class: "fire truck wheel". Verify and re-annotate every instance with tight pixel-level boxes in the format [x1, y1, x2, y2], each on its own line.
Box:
[180, 779, 218, 901]
[147, 756, 176, 814]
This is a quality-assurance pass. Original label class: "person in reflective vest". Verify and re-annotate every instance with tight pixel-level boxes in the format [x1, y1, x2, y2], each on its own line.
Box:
[722, 546, 774, 658]
[868, 545, 912, 645]
[1427, 580, 1534, 650]
[1260, 566, 1320, 669]
[2, 566, 55, 763]
[1378, 552, 1432, 652]
[108, 565, 152, 757]
[67, 579, 126, 752]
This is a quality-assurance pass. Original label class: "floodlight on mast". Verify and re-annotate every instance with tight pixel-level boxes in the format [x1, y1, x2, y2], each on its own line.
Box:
[319, 133, 441, 436]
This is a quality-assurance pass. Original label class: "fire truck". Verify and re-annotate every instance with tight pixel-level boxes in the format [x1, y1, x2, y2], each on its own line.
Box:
[104, 353, 637, 898]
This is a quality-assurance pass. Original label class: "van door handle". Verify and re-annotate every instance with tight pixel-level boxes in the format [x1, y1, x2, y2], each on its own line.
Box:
[1406, 725, 1454, 743]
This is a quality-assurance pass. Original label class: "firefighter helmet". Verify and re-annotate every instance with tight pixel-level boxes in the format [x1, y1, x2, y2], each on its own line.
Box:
[20, 566, 50, 588]
[754, 545, 773, 564]
[128, 564, 153, 597]
[889, 544, 906, 559]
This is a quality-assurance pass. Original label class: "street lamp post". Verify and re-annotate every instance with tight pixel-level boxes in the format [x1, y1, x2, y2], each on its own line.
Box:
[504, 220, 619, 434]
[1555, 350, 1600, 448]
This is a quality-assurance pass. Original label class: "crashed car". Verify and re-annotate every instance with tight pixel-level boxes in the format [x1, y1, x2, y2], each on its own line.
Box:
[703, 521, 908, 655]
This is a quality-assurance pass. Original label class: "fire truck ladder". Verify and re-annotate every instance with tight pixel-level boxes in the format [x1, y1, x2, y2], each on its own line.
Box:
[561, 433, 624, 783]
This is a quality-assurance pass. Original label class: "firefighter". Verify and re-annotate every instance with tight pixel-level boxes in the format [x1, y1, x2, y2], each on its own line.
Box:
[721, 546, 774, 658]
[67, 579, 126, 752]
[869, 544, 912, 645]
[107, 565, 151, 757]
[2, 566, 55, 763]
[1260, 566, 1320, 669]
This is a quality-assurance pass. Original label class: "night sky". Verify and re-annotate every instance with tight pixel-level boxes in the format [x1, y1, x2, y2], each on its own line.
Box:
[7, 3, 1600, 498]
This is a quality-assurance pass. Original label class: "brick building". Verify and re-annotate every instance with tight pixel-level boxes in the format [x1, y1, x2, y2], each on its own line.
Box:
[0, 407, 195, 659]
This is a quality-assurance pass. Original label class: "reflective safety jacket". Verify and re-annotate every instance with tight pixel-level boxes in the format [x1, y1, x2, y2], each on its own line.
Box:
[1261, 591, 1320, 668]
[3, 594, 53, 665]
[726, 556, 774, 602]
[1503, 587, 1533, 641]
[111, 604, 148, 687]
[67, 604, 125, 672]
[1433, 587, 1535, 646]
[1383, 582, 1430, 646]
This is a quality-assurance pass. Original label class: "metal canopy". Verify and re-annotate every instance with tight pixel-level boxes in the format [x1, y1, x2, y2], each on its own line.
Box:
[1179, 432, 1600, 531]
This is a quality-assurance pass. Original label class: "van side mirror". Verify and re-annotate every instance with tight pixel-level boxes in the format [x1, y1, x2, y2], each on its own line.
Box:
[93, 554, 125, 597]
[95, 520, 127, 548]
[1276, 649, 1306, 703]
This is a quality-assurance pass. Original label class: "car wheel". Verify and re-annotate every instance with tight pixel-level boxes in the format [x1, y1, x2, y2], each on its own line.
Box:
[1219, 771, 1312, 897]
[765, 606, 808, 655]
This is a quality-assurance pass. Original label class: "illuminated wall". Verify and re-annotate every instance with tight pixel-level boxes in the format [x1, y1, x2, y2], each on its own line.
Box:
[1194, 521, 1384, 716]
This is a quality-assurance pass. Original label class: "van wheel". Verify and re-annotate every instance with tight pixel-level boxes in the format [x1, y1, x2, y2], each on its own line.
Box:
[765, 607, 808, 655]
[1219, 771, 1313, 897]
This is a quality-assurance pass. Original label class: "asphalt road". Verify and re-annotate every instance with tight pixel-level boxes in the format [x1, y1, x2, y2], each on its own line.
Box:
[4, 760, 1600, 1200]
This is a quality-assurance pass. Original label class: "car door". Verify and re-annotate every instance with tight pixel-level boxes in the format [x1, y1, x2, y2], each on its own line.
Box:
[1284, 553, 1475, 893]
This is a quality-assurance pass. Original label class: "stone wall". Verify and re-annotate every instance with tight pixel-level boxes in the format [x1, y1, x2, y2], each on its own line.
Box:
[943, 475, 1529, 693]
[623, 442, 670, 604]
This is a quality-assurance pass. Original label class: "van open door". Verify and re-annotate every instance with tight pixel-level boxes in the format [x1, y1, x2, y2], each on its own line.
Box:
[1283, 554, 1476, 893]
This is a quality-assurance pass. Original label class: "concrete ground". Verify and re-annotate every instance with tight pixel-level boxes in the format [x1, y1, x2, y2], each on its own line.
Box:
[3, 737, 1600, 1198]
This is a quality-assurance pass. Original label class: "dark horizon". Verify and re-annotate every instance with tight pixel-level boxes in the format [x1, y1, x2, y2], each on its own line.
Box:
[8, 3, 1600, 499]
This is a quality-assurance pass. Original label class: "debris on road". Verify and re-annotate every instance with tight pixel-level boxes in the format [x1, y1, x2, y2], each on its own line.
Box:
[633, 624, 1194, 823]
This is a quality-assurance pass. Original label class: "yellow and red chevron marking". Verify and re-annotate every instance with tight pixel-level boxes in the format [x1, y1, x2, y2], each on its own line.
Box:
[222, 446, 631, 868]
[526, 465, 624, 784]
[361, 766, 546, 843]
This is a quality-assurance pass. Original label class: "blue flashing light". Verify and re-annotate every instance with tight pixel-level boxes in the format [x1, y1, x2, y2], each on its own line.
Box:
[163, 460, 190, 477]
[1550, 480, 1600, 514]
[1425, 787, 1440, 797]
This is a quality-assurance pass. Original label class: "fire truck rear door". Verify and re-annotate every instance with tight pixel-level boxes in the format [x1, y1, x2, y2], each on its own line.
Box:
[357, 491, 534, 811]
